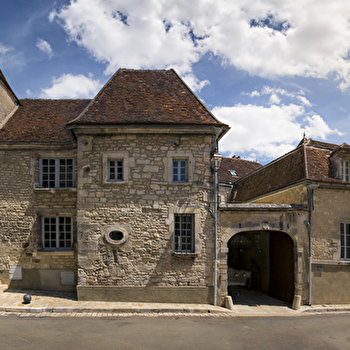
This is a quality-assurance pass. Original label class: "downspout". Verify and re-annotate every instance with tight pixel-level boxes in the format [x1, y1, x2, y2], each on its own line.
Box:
[304, 184, 319, 306]
[210, 150, 222, 306]
[214, 165, 218, 306]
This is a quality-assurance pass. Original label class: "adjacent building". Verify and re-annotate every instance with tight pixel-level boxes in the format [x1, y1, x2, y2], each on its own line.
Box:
[219, 138, 350, 305]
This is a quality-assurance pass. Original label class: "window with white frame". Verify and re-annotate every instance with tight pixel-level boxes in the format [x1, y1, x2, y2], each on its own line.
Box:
[173, 159, 187, 182]
[343, 160, 350, 182]
[40, 158, 74, 188]
[42, 216, 73, 250]
[108, 159, 123, 181]
[174, 214, 194, 253]
[341, 222, 350, 259]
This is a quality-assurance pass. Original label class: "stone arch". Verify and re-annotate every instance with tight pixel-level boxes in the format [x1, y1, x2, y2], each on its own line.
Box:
[221, 229, 297, 304]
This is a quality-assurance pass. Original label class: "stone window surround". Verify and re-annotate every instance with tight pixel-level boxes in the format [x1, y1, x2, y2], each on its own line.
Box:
[168, 206, 202, 257]
[164, 150, 194, 184]
[101, 224, 130, 247]
[102, 151, 131, 184]
[41, 215, 74, 251]
[37, 209, 76, 251]
[34, 151, 77, 189]
[40, 158, 74, 188]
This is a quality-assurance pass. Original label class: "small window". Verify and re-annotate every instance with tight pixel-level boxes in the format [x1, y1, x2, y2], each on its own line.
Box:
[40, 158, 74, 188]
[341, 222, 350, 259]
[174, 214, 194, 253]
[42, 216, 73, 250]
[173, 160, 187, 182]
[343, 160, 350, 182]
[108, 159, 123, 181]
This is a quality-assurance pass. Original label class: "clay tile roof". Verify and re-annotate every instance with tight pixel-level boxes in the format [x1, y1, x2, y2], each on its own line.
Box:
[330, 142, 350, 155]
[68, 68, 228, 128]
[301, 138, 338, 151]
[0, 99, 90, 143]
[229, 146, 306, 202]
[219, 157, 262, 184]
[228, 138, 349, 202]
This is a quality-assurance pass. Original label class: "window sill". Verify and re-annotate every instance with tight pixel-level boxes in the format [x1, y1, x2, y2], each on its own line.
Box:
[37, 250, 74, 256]
[172, 252, 198, 258]
[34, 186, 77, 192]
[102, 181, 132, 185]
[312, 259, 350, 265]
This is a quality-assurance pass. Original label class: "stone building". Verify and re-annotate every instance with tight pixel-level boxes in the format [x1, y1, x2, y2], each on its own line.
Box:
[0, 68, 229, 303]
[1, 67, 350, 306]
[219, 138, 350, 306]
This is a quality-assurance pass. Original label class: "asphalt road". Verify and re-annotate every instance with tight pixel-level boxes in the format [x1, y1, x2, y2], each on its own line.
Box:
[1, 314, 350, 349]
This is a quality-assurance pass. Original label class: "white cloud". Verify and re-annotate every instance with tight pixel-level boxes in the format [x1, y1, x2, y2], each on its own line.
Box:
[36, 38, 53, 58]
[305, 114, 344, 139]
[0, 42, 25, 70]
[182, 73, 209, 92]
[50, 0, 350, 90]
[213, 103, 341, 161]
[0, 42, 11, 56]
[40, 73, 100, 99]
[245, 86, 312, 106]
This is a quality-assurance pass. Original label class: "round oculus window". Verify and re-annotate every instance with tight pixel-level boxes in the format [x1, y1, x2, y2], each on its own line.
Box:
[109, 230, 124, 241]
[104, 225, 128, 246]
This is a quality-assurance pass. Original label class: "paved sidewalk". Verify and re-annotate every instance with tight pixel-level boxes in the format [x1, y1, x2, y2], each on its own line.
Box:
[0, 286, 350, 318]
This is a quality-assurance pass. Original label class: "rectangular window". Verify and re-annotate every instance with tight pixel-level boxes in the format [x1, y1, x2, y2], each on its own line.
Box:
[108, 159, 123, 181]
[174, 214, 194, 253]
[40, 158, 74, 188]
[42, 216, 73, 250]
[173, 160, 187, 182]
[341, 222, 350, 259]
[343, 160, 350, 182]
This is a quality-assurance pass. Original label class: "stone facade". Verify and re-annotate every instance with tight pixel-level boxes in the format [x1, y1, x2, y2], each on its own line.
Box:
[1, 68, 350, 307]
[75, 131, 217, 302]
[0, 68, 227, 303]
[0, 148, 77, 292]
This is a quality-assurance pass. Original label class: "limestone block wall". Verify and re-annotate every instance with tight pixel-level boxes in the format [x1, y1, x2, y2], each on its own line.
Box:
[252, 183, 308, 205]
[76, 133, 216, 291]
[311, 187, 350, 260]
[0, 149, 77, 291]
[309, 186, 350, 304]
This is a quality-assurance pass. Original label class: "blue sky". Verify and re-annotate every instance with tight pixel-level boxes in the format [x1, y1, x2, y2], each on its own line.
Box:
[1, 0, 350, 164]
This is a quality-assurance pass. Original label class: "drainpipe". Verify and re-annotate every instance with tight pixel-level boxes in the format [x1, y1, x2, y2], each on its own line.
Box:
[304, 184, 319, 306]
[210, 151, 223, 306]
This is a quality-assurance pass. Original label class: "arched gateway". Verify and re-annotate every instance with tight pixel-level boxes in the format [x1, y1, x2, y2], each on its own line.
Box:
[227, 230, 294, 304]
